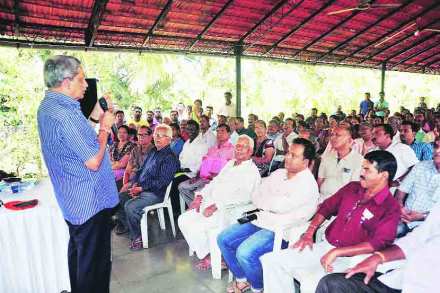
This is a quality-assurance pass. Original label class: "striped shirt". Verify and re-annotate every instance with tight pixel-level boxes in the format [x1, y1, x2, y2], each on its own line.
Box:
[37, 91, 118, 225]
[134, 145, 180, 199]
[399, 160, 440, 216]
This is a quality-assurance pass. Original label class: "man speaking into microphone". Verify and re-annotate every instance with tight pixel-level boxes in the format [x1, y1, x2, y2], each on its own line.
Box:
[37, 55, 118, 293]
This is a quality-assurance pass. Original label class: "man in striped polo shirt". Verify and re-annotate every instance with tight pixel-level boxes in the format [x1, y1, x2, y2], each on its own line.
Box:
[38, 55, 118, 293]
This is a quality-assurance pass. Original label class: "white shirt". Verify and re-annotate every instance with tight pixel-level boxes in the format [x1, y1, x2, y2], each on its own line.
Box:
[384, 141, 418, 180]
[179, 134, 209, 178]
[318, 149, 363, 200]
[252, 168, 319, 235]
[201, 129, 217, 148]
[378, 203, 440, 292]
[273, 132, 298, 162]
[200, 159, 261, 216]
[217, 103, 235, 117]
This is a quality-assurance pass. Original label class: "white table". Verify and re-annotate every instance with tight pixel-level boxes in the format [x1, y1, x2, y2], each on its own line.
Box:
[0, 179, 70, 293]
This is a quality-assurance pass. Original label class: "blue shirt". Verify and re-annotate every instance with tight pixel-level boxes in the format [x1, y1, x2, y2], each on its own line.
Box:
[170, 137, 184, 157]
[410, 141, 433, 161]
[134, 145, 180, 199]
[37, 91, 118, 225]
[399, 160, 440, 227]
[360, 99, 373, 116]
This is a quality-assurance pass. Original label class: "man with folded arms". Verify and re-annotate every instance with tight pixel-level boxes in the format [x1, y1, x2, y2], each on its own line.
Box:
[178, 135, 261, 270]
[262, 150, 400, 293]
[217, 138, 319, 293]
[178, 123, 234, 206]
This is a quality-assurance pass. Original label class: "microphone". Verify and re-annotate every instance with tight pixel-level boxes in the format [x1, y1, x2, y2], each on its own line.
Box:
[98, 97, 108, 112]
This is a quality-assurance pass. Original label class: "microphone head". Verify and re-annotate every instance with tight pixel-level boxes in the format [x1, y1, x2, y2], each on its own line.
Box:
[98, 97, 108, 112]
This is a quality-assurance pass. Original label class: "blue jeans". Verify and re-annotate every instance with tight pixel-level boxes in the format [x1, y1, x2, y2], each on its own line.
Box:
[124, 192, 162, 240]
[217, 223, 287, 291]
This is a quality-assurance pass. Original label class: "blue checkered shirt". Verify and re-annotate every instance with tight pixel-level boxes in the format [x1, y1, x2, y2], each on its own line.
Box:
[399, 160, 440, 224]
[38, 91, 118, 225]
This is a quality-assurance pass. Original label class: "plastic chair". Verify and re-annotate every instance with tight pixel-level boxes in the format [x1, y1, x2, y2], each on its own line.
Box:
[140, 183, 176, 249]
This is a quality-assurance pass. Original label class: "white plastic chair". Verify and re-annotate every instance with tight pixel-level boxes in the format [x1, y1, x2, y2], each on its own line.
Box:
[140, 183, 176, 249]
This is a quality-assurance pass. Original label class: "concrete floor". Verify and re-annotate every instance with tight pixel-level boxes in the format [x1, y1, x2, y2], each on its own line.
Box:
[110, 212, 229, 293]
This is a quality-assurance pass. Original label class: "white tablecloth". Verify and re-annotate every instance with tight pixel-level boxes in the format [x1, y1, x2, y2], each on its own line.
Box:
[0, 179, 70, 293]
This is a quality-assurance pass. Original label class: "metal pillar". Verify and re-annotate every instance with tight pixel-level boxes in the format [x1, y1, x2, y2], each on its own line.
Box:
[380, 63, 386, 94]
[234, 44, 243, 117]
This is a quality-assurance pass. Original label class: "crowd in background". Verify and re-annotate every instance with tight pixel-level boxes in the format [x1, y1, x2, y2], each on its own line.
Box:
[108, 90, 439, 293]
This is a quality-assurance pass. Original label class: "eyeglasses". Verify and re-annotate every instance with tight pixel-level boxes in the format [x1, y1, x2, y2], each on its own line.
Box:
[138, 133, 150, 137]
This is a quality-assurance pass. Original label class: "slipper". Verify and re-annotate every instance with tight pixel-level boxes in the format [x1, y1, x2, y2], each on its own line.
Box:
[195, 258, 211, 271]
[226, 281, 250, 293]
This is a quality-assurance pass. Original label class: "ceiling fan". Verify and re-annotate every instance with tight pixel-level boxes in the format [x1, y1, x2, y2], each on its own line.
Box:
[328, 0, 402, 16]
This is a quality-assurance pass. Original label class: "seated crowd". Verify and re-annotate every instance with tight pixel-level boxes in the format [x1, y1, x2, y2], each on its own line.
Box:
[109, 92, 439, 293]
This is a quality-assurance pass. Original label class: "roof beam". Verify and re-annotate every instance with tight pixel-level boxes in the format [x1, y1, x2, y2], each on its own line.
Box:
[390, 41, 438, 69]
[291, 6, 366, 60]
[403, 50, 440, 69]
[339, 2, 439, 63]
[238, 0, 289, 44]
[315, 0, 414, 62]
[264, 0, 336, 55]
[85, 0, 109, 47]
[380, 34, 435, 66]
[142, 0, 174, 46]
[424, 57, 440, 68]
[188, 0, 234, 50]
[357, 19, 438, 64]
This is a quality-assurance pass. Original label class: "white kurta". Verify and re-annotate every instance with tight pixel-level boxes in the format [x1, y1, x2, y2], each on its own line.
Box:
[378, 202, 440, 293]
[179, 134, 209, 178]
[178, 159, 261, 259]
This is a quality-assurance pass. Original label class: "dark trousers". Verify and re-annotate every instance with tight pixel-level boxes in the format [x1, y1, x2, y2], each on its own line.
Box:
[316, 273, 401, 293]
[66, 208, 113, 293]
[170, 174, 190, 217]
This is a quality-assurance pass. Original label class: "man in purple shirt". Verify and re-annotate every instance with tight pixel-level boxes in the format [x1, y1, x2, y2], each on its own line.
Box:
[262, 150, 400, 293]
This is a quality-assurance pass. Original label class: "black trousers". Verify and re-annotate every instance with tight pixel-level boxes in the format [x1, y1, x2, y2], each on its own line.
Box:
[66, 208, 113, 293]
[170, 174, 190, 218]
[315, 273, 401, 293]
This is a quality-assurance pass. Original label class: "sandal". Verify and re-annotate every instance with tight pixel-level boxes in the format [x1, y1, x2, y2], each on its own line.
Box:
[226, 281, 250, 293]
[195, 258, 211, 271]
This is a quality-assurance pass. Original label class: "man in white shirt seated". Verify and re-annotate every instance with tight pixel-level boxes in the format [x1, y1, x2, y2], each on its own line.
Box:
[318, 125, 363, 201]
[217, 138, 319, 293]
[315, 201, 440, 293]
[170, 119, 209, 216]
[200, 114, 217, 148]
[272, 118, 298, 171]
[372, 123, 418, 183]
[178, 135, 261, 271]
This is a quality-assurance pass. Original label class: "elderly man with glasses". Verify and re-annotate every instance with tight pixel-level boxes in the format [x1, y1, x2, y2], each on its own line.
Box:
[116, 124, 180, 250]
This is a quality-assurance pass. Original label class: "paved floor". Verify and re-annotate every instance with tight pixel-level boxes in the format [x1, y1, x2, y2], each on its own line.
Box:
[110, 212, 229, 293]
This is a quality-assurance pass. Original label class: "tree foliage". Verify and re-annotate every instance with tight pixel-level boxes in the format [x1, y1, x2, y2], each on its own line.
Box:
[0, 47, 439, 176]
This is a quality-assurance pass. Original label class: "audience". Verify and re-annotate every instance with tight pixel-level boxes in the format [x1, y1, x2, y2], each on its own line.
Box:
[109, 125, 136, 188]
[178, 135, 261, 270]
[116, 124, 180, 250]
[262, 150, 400, 293]
[394, 137, 440, 237]
[105, 92, 438, 292]
[217, 138, 319, 293]
[178, 124, 234, 206]
[318, 125, 362, 201]
[252, 120, 275, 176]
